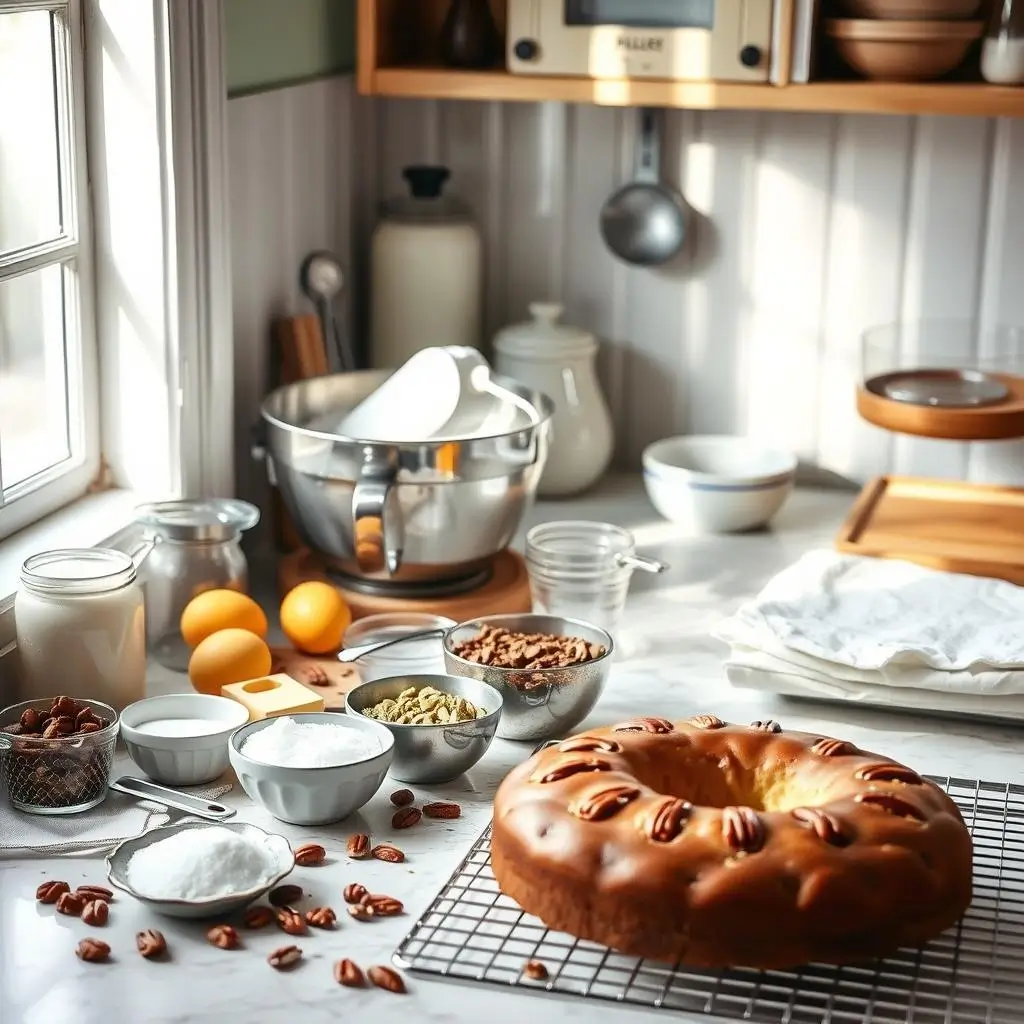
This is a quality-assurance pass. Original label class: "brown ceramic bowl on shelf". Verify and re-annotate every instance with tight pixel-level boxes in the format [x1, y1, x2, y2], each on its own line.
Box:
[839, 0, 980, 19]
[826, 19, 984, 80]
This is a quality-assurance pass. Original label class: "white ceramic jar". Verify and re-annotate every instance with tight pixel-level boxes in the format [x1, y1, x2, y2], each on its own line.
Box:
[494, 302, 614, 497]
[15, 548, 146, 711]
[371, 166, 482, 369]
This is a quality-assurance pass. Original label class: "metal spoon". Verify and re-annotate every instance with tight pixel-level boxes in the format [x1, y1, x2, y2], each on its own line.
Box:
[600, 108, 687, 267]
[338, 627, 448, 664]
[299, 251, 356, 372]
[617, 552, 668, 574]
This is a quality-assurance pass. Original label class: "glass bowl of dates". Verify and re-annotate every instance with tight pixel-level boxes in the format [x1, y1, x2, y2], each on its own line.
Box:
[0, 696, 119, 814]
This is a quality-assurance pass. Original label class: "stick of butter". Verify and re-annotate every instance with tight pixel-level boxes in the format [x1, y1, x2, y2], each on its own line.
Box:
[221, 673, 325, 720]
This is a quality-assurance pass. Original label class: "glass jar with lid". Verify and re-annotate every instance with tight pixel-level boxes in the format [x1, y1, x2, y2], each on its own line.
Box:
[15, 549, 146, 711]
[135, 499, 260, 671]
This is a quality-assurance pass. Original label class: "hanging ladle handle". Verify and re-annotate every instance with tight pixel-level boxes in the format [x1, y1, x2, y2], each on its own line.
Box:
[338, 627, 448, 664]
[616, 552, 668, 574]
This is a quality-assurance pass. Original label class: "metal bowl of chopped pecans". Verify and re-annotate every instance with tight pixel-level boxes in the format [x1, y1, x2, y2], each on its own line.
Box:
[441, 614, 614, 742]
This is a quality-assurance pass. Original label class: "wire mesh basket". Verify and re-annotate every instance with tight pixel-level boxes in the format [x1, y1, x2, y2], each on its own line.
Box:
[395, 775, 1024, 1024]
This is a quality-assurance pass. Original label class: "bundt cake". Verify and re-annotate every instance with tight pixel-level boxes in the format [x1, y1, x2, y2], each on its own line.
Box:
[491, 715, 973, 969]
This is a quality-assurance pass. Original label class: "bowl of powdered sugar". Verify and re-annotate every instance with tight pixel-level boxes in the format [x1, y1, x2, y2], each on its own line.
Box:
[228, 712, 394, 826]
[106, 821, 294, 918]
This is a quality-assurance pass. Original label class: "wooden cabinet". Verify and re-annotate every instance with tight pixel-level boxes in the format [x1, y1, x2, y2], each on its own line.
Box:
[357, 0, 1024, 118]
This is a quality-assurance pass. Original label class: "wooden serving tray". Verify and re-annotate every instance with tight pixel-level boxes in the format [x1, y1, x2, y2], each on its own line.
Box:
[836, 475, 1024, 584]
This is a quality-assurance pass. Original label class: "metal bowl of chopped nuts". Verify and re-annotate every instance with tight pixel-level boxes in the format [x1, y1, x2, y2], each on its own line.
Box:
[0, 696, 119, 814]
[441, 613, 614, 743]
[345, 674, 503, 784]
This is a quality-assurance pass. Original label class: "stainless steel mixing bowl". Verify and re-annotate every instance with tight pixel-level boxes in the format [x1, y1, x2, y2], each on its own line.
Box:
[257, 371, 553, 588]
[345, 674, 503, 784]
[441, 613, 614, 743]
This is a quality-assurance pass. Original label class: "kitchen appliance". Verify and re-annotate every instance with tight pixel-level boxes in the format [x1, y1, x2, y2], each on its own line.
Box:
[370, 166, 483, 370]
[494, 302, 614, 495]
[507, 0, 774, 83]
[256, 369, 553, 593]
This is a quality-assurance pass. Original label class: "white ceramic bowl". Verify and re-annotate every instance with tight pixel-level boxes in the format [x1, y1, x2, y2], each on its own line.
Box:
[228, 712, 395, 826]
[642, 435, 797, 533]
[106, 820, 294, 919]
[120, 694, 250, 786]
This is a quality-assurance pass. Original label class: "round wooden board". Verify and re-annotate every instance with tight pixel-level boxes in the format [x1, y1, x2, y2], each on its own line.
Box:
[857, 372, 1024, 440]
[277, 548, 533, 621]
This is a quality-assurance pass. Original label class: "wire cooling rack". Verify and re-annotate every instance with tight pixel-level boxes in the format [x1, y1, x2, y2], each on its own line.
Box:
[394, 776, 1024, 1023]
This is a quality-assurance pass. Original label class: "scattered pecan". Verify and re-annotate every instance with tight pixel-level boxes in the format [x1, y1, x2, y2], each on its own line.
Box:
[298, 664, 330, 687]
[855, 792, 927, 821]
[81, 899, 109, 926]
[531, 756, 612, 785]
[206, 924, 240, 950]
[361, 893, 403, 917]
[293, 842, 327, 866]
[346, 833, 370, 859]
[423, 801, 461, 820]
[689, 714, 725, 730]
[371, 843, 405, 864]
[267, 945, 302, 970]
[557, 736, 621, 754]
[135, 929, 167, 959]
[811, 738, 856, 758]
[20, 707, 42, 731]
[275, 908, 307, 935]
[76, 938, 110, 963]
[334, 958, 365, 987]
[43, 720, 64, 739]
[56, 892, 85, 917]
[36, 880, 70, 904]
[854, 763, 923, 785]
[570, 784, 641, 822]
[268, 884, 303, 908]
[791, 807, 851, 846]
[343, 882, 369, 904]
[243, 905, 275, 929]
[75, 884, 113, 903]
[368, 964, 407, 993]
[390, 788, 415, 806]
[305, 906, 337, 929]
[392, 806, 422, 829]
[612, 717, 674, 734]
[750, 719, 783, 733]
[523, 959, 549, 981]
[348, 903, 374, 922]
[644, 797, 693, 842]
[78, 723, 101, 734]
[451, 625, 606, 670]
[721, 806, 765, 853]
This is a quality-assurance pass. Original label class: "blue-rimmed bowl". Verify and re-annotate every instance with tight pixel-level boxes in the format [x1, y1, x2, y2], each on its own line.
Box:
[642, 435, 797, 533]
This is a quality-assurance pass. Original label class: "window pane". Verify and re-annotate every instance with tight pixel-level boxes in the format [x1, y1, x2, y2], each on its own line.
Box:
[0, 264, 71, 489]
[0, 10, 62, 254]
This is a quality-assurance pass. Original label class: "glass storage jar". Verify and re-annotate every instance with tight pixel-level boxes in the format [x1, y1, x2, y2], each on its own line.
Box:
[135, 499, 260, 671]
[15, 549, 146, 711]
[342, 613, 457, 683]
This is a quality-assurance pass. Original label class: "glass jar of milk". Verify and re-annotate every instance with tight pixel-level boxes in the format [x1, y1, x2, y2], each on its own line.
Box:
[16, 548, 146, 711]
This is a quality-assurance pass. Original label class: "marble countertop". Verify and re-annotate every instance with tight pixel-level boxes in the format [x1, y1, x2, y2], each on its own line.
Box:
[3, 475, 1022, 1024]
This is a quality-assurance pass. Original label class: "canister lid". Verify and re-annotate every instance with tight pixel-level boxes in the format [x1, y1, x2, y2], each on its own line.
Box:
[379, 165, 475, 224]
[493, 302, 597, 360]
[135, 499, 260, 542]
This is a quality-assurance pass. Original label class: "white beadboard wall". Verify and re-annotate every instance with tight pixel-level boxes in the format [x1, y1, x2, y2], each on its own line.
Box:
[228, 76, 1024, 509]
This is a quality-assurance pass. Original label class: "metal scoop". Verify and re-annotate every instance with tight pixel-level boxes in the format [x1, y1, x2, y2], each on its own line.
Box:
[600, 108, 687, 267]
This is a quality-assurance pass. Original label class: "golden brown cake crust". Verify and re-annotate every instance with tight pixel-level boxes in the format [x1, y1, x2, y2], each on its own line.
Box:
[491, 715, 973, 969]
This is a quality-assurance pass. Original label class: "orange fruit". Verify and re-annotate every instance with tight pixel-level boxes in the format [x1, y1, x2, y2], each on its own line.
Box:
[279, 581, 351, 655]
[187, 628, 273, 695]
[180, 589, 268, 649]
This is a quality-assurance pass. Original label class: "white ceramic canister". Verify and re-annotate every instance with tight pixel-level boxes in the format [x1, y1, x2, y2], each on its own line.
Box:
[370, 166, 483, 370]
[494, 302, 614, 497]
[15, 548, 146, 711]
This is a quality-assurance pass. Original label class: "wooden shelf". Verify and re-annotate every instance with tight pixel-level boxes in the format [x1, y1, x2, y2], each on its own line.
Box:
[364, 66, 1024, 119]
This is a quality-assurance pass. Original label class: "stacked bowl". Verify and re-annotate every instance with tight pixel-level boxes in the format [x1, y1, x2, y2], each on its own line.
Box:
[826, 0, 983, 80]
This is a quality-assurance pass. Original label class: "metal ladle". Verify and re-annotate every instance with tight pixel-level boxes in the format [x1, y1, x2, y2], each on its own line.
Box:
[299, 250, 356, 372]
[600, 108, 687, 267]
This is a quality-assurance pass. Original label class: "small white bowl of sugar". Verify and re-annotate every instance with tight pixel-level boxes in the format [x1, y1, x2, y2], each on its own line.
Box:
[107, 820, 294, 919]
[228, 712, 395, 826]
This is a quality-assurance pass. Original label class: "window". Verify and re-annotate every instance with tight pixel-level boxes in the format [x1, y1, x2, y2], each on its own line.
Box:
[0, 0, 97, 539]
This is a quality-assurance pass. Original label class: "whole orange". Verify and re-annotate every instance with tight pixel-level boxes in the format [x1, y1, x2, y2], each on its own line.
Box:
[187, 628, 273, 695]
[279, 581, 351, 655]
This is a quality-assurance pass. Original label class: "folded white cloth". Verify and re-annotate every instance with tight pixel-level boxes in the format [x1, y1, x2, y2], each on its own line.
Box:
[714, 550, 1024, 697]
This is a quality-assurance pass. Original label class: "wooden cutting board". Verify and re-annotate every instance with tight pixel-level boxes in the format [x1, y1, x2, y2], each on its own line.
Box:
[269, 646, 360, 710]
[836, 475, 1024, 584]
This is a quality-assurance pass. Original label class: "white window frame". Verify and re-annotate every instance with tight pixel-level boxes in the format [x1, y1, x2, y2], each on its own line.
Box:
[0, 0, 233, 651]
[0, 0, 100, 538]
